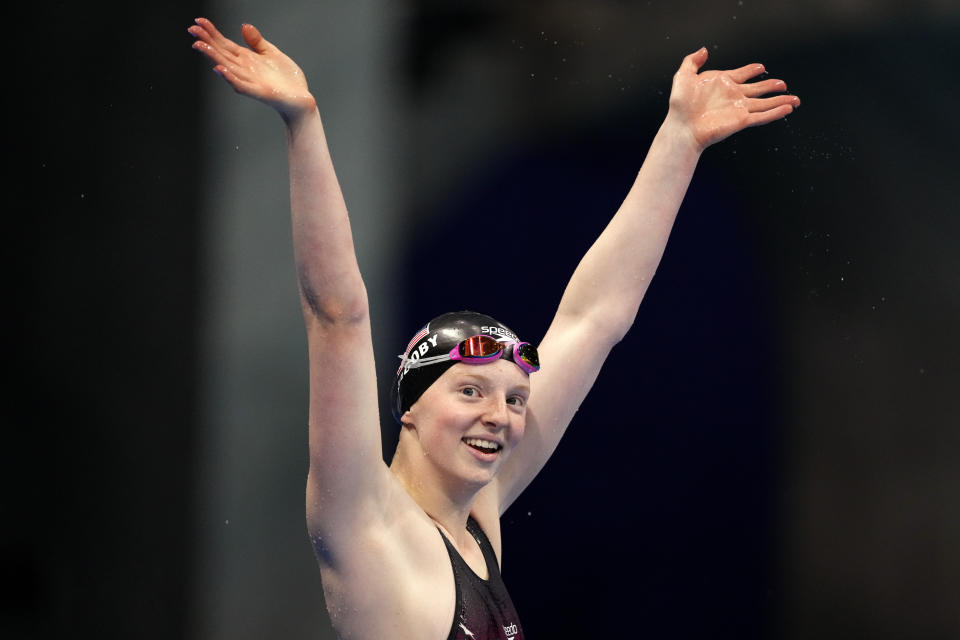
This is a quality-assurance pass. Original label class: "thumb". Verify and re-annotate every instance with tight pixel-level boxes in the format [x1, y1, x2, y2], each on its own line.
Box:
[679, 46, 708, 74]
[241, 23, 272, 54]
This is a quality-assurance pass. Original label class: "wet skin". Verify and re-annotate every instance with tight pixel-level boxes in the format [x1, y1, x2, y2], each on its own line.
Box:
[396, 360, 531, 498]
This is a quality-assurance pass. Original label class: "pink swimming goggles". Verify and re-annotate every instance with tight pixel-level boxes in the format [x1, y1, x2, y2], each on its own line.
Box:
[402, 334, 540, 374]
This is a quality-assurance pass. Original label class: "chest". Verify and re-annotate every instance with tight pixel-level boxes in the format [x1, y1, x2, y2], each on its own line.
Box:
[318, 516, 510, 639]
[438, 530, 524, 640]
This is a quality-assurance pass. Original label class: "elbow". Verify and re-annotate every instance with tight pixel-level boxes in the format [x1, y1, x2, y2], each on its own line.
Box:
[558, 306, 635, 351]
[299, 273, 370, 326]
[602, 313, 636, 347]
[588, 304, 639, 348]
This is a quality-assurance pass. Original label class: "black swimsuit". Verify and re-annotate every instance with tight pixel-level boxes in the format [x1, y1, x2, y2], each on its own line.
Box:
[439, 517, 525, 640]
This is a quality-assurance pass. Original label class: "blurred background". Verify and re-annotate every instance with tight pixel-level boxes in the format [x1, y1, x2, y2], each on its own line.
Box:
[9, 1, 959, 638]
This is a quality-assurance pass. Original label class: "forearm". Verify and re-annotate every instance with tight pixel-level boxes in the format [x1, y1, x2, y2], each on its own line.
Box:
[555, 115, 701, 340]
[286, 107, 368, 324]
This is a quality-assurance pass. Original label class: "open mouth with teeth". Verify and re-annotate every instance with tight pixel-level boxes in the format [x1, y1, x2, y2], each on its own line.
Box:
[462, 437, 502, 454]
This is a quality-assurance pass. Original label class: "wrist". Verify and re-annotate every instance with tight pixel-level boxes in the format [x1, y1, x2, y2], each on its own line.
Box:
[659, 112, 705, 157]
[282, 100, 321, 134]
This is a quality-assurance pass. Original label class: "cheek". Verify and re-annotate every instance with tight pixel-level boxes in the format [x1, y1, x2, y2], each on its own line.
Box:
[511, 415, 527, 441]
[419, 405, 469, 444]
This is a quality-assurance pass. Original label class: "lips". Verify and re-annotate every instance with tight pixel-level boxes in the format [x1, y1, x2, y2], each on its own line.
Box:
[462, 437, 503, 454]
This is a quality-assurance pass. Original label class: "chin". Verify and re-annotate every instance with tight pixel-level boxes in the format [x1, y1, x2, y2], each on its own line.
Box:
[459, 456, 507, 489]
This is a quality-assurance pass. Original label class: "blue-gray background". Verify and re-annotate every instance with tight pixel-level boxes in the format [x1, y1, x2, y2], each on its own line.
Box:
[9, 1, 958, 639]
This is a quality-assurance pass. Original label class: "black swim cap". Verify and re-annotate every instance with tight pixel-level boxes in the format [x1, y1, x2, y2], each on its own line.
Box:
[390, 311, 522, 423]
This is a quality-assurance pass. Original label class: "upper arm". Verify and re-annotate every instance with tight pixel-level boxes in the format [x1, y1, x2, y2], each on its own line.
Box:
[492, 312, 621, 512]
[303, 311, 393, 552]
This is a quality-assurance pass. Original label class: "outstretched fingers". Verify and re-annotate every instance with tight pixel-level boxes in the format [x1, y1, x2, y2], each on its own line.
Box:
[191, 18, 243, 56]
[187, 24, 218, 51]
[188, 19, 271, 92]
[747, 94, 801, 113]
[191, 39, 234, 72]
[727, 62, 766, 84]
[747, 103, 796, 128]
[741, 78, 787, 98]
[736, 68, 799, 123]
[743, 94, 800, 128]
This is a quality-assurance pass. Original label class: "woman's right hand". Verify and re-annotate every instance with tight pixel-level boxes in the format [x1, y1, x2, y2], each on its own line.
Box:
[189, 18, 317, 122]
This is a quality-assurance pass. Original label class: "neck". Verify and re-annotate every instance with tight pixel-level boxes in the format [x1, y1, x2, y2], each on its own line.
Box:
[389, 437, 481, 543]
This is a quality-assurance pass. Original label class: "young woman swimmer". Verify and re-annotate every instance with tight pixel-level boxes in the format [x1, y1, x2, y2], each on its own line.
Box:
[189, 17, 799, 640]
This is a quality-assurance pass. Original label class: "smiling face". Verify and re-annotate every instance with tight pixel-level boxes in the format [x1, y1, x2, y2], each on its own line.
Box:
[400, 359, 530, 491]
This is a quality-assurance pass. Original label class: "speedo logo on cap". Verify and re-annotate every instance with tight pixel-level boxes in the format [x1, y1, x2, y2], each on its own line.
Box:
[481, 325, 518, 342]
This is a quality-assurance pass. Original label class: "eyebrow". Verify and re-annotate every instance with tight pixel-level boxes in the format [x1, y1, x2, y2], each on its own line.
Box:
[456, 372, 530, 395]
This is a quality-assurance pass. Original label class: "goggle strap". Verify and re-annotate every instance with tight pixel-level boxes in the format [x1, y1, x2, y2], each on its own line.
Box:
[399, 353, 455, 370]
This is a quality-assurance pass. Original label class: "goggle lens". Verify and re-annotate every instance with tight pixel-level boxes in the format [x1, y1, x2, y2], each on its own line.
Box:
[458, 335, 504, 358]
[514, 343, 540, 370]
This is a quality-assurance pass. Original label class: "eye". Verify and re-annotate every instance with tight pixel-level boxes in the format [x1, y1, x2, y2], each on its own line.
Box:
[460, 386, 479, 397]
[506, 395, 526, 407]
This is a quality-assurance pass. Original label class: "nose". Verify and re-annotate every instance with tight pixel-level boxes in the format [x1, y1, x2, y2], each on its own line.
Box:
[481, 395, 510, 430]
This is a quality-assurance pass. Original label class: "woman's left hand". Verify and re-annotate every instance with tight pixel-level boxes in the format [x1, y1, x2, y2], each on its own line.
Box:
[667, 47, 800, 151]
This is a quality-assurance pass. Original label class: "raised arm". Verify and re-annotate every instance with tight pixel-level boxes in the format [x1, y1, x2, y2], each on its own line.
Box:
[493, 48, 800, 510]
[190, 19, 389, 552]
